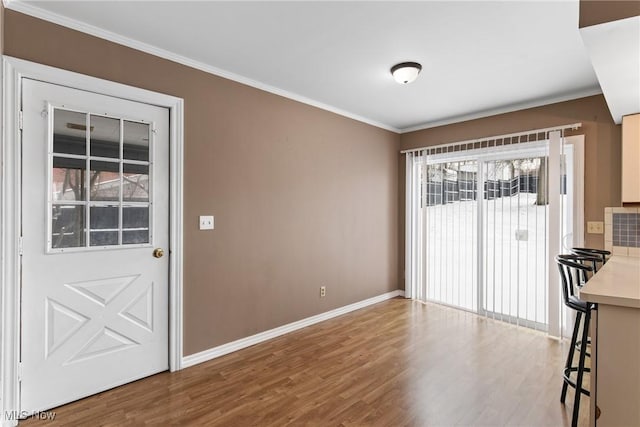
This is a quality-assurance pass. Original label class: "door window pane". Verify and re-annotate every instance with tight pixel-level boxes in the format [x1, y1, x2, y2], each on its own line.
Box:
[123, 206, 149, 229]
[51, 205, 86, 249]
[53, 110, 87, 155]
[90, 205, 119, 229]
[90, 231, 119, 246]
[123, 121, 150, 161]
[52, 157, 86, 202]
[123, 206, 149, 244]
[89, 205, 119, 247]
[123, 164, 149, 202]
[122, 230, 149, 245]
[90, 161, 120, 202]
[90, 115, 120, 159]
[49, 109, 153, 251]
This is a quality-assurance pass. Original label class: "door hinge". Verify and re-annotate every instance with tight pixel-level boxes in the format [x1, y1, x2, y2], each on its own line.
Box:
[18, 236, 24, 256]
[18, 362, 23, 382]
[19, 110, 24, 131]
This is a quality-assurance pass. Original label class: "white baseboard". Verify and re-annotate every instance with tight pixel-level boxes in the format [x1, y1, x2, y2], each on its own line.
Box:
[181, 289, 403, 368]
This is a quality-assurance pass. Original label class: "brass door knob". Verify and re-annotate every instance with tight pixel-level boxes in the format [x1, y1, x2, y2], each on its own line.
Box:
[153, 248, 165, 258]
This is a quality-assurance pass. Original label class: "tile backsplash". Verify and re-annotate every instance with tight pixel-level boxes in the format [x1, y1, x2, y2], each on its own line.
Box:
[605, 207, 640, 257]
[613, 213, 639, 247]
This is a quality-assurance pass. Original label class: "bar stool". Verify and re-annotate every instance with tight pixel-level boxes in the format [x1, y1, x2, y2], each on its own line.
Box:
[571, 247, 611, 273]
[556, 255, 597, 427]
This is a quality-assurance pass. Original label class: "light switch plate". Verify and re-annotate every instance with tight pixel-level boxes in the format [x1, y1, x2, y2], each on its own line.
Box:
[587, 221, 604, 234]
[199, 215, 214, 230]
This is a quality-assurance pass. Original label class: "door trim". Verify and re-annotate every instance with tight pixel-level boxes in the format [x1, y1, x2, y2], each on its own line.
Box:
[1, 56, 184, 425]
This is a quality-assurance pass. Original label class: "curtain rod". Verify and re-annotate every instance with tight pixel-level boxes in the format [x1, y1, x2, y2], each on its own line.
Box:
[400, 123, 582, 154]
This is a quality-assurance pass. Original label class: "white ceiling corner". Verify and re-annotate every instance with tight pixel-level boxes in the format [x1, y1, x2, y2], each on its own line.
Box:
[9, 1, 603, 133]
[580, 16, 640, 124]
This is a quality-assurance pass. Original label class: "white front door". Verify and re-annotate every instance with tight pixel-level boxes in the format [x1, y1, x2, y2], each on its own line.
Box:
[20, 79, 170, 413]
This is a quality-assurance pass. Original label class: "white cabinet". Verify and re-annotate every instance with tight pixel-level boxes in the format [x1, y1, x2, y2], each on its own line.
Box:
[622, 114, 640, 203]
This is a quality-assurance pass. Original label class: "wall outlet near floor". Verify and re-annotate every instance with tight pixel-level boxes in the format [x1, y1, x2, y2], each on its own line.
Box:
[587, 221, 604, 234]
[320, 286, 326, 297]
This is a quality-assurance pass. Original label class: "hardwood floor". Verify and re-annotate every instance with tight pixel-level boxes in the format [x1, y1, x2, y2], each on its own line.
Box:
[21, 298, 589, 426]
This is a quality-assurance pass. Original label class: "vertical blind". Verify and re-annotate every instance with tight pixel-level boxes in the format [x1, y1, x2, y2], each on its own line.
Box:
[404, 125, 580, 336]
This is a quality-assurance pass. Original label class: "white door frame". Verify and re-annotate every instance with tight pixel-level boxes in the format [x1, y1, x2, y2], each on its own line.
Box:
[560, 134, 586, 339]
[1, 56, 184, 425]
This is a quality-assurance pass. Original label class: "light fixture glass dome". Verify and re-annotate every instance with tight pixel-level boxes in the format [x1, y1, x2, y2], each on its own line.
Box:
[391, 62, 422, 84]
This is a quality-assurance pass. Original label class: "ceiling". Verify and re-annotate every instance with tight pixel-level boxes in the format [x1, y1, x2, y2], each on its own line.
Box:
[580, 16, 640, 124]
[8, 1, 602, 132]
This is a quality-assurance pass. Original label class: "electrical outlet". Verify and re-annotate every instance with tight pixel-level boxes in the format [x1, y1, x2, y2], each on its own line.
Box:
[320, 286, 326, 297]
[587, 221, 604, 234]
[199, 215, 214, 230]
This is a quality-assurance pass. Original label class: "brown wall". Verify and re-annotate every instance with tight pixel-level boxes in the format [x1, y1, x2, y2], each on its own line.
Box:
[3, 11, 400, 355]
[398, 95, 622, 290]
[0, 4, 4, 54]
[579, 0, 640, 28]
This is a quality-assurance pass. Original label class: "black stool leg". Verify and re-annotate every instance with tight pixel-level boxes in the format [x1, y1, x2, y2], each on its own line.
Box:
[562, 311, 582, 403]
[572, 310, 591, 427]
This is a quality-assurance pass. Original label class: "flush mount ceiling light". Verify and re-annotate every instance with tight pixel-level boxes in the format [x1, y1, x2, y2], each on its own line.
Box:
[390, 62, 422, 84]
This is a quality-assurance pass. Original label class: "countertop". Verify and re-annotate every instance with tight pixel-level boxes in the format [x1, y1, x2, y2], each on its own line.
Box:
[580, 255, 640, 309]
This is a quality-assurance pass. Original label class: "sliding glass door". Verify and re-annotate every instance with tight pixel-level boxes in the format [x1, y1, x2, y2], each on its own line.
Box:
[420, 160, 478, 311]
[406, 136, 580, 332]
[480, 153, 548, 329]
[406, 133, 584, 336]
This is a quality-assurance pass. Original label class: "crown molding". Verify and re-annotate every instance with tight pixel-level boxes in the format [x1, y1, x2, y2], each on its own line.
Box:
[5, 0, 401, 133]
[4, 1, 605, 135]
[399, 86, 603, 134]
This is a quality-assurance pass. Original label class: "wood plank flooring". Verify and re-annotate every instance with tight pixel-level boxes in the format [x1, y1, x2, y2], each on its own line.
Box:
[21, 298, 589, 426]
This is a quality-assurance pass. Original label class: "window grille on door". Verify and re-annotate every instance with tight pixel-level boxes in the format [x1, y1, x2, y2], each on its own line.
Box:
[49, 108, 153, 251]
